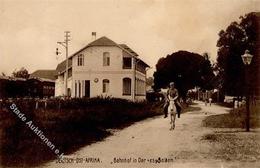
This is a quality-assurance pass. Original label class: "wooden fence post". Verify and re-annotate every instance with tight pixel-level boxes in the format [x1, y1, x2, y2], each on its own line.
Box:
[35, 101, 38, 109]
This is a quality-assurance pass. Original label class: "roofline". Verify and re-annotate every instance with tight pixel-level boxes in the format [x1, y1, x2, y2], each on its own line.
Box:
[136, 57, 150, 68]
[56, 66, 72, 75]
[28, 77, 55, 83]
[31, 69, 56, 73]
[57, 36, 150, 70]
[67, 37, 146, 61]
[0, 76, 26, 81]
[68, 42, 138, 60]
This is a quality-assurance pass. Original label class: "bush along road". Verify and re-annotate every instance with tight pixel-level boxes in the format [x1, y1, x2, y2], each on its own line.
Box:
[0, 97, 162, 167]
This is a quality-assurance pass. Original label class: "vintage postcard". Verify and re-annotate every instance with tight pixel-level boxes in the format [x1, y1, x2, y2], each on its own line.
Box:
[0, 0, 260, 167]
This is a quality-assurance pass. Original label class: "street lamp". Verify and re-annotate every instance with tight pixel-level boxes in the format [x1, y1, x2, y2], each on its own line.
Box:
[241, 50, 253, 65]
[241, 49, 253, 132]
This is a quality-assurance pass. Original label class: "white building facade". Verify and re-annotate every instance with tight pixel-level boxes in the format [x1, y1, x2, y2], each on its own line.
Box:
[55, 36, 149, 101]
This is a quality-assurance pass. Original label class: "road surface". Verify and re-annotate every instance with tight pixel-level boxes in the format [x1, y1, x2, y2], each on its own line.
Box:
[39, 102, 259, 168]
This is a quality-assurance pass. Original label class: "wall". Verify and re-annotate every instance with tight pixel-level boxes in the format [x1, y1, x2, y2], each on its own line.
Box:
[56, 45, 147, 101]
[54, 74, 72, 97]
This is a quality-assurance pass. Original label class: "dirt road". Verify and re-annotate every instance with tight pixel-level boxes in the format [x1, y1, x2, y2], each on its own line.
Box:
[40, 102, 259, 168]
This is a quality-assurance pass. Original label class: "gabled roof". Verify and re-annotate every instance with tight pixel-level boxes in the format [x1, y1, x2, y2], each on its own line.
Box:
[56, 36, 150, 73]
[88, 36, 118, 46]
[70, 36, 140, 60]
[56, 59, 72, 74]
[68, 36, 118, 58]
[119, 44, 139, 57]
[30, 70, 57, 80]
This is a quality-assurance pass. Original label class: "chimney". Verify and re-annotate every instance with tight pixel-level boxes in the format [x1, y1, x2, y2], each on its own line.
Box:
[92, 32, 96, 40]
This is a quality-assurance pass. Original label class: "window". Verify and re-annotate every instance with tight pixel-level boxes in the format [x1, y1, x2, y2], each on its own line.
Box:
[68, 69, 72, 78]
[135, 79, 145, 96]
[103, 52, 110, 66]
[77, 54, 84, 66]
[68, 88, 71, 97]
[123, 78, 131, 95]
[103, 79, 109, 93]
[136, 62, 146, 74]
[79, 81, 81, 97]
[75, 82, 77, 97]
[123, 57, 132, 69]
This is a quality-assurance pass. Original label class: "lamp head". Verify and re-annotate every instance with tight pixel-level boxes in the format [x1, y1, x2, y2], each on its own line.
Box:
[241, 50, 253, 65]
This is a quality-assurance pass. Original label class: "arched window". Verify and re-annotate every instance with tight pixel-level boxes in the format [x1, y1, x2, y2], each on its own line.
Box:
[103, 52, 110, 66]
[123, 78, 131, 95]
[103, 79, 109, 93]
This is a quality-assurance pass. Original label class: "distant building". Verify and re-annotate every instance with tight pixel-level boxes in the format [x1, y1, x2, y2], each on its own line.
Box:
[55, 36, 150, 101]
[0, 76, 26, 98]
[29, 70, 56, 98]
[30, 70, 57, 81]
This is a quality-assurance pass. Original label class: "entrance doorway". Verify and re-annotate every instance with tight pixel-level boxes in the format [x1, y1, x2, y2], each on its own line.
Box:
[85, 80, 90, 98]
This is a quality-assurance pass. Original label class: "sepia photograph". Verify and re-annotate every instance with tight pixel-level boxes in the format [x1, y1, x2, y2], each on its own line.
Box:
[0, 0, 260, 167]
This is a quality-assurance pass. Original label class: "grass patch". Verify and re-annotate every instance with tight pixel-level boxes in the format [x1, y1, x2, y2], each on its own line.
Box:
[202, 106, 260, 128]
[201, 132, 260, 161]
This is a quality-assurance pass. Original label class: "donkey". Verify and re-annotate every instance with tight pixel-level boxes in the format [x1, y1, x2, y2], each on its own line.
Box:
[168, 98, 177, 130]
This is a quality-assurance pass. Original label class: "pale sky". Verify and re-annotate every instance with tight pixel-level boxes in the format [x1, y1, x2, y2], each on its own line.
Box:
[0, 0, 259, 77]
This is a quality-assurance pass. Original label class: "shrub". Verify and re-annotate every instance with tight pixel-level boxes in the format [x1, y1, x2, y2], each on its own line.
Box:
[203, 105, 260, 128]
[0, 97, 162, 167]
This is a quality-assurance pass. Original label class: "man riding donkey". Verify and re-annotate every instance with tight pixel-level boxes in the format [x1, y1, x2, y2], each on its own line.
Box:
[163, 82, 182, 130]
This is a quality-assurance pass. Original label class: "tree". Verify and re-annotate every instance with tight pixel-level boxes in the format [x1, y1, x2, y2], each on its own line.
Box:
[146, 77, 154, 88]
[1, 72, 6, 76]
[216, 13, 257, 97]
[12, 67, 30, 79]
[153, 50, 215, 100]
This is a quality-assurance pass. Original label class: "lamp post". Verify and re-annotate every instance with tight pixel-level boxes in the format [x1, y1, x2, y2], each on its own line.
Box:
[241, 50, 253, 132]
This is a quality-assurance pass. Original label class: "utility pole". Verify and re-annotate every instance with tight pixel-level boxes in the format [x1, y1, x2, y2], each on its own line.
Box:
[57, 31, 71, 97]
[133, 58, 141, 101]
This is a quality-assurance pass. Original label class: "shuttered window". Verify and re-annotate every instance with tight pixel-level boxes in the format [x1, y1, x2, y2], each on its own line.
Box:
[123, 78, 131, 95]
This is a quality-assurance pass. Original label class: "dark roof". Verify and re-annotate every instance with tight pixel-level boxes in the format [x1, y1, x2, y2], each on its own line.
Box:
[30, 70, 57, 80]
[136, 58, 150, 68]
[69, 36, 138, 59]
[119, 44, 139, 57]
[56, 58, 72, 74]
[56, 36, 150, 72]
[68, 36, 118, 58]
[88, 36, 118, 46]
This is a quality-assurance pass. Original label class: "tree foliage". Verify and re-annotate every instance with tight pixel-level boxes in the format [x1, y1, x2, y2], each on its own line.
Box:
[216, 13, 258, 96]
[1, 72, 6, 76]
[12, 67, 30, 79]
[153, 51, 215, 99]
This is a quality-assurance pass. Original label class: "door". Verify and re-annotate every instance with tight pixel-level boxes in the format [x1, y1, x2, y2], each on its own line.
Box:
[85, 80, 90, 98]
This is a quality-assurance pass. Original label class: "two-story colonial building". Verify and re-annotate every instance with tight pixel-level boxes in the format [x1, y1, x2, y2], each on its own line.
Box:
[55, 36, 149, 101]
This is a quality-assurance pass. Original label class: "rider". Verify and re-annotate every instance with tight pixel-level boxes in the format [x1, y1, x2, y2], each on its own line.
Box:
[167, 82, 178, 130]
[167, 82, 178, 103]
[167, 82, 181, 117]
